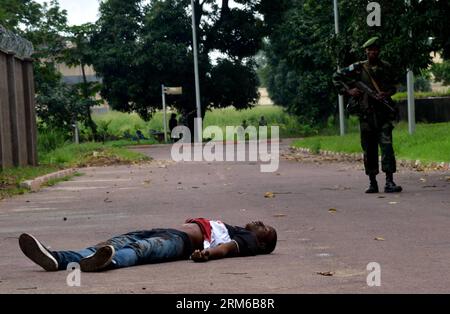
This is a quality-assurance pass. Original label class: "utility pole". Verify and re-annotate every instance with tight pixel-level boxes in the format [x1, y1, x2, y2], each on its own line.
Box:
[333, 0, 346, 136]
[406, 0, 416, 134]
[161, 84, 168, 143]
[191, 0, 202, 142]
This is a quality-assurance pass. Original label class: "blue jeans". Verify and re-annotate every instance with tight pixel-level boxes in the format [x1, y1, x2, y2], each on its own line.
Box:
[52, 229, 190, 271]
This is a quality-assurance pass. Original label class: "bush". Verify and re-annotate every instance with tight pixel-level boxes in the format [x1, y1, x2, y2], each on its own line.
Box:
[37, 128, 69, 154]
[432, 60, 450, 86]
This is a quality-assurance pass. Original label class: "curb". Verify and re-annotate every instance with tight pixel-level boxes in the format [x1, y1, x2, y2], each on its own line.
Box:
[293, 147, 450, 171]
[20, 168, 78, 192]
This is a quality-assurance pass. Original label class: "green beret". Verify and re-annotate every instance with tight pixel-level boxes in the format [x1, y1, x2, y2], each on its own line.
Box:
[362, 36, 380, 49]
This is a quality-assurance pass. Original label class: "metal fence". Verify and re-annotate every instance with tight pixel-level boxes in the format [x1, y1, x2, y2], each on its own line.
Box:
[0, 26, 37, 169]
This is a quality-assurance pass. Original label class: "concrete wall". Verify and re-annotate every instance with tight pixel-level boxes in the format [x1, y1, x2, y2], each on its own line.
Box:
[397, 97, 450, 123]
[0, 49, 38, 169]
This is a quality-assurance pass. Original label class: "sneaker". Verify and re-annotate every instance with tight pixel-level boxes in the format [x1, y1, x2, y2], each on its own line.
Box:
[19, 233, 59, 271]
[80, 245, 115, 272]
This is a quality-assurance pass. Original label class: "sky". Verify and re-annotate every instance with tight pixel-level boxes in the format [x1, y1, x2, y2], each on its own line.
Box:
[34, 0, 242, 26]
[35, 0, 100, 26]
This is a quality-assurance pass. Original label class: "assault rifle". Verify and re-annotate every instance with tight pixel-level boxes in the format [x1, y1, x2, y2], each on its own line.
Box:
[353, 81, 396, 113]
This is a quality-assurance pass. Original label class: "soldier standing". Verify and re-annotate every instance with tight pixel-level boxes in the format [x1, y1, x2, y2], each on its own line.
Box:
[333, 37, 402, 194]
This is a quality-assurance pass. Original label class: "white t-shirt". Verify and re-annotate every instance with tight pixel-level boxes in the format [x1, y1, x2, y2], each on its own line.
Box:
[203, 220, 231, 249]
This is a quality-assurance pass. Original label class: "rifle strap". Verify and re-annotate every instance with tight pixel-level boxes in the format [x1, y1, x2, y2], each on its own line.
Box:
[362, 63, 382, 93]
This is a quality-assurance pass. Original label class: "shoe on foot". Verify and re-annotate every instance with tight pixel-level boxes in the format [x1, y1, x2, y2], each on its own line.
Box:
[385, 181, 403, 193]
[19, 233, 59, 271]
[365, 182, 379, 194]
[80, 245, 115, 272]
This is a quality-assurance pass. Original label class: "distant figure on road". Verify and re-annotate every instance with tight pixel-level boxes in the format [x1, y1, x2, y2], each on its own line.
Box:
[259, 116, 268, 127]
[19, 219, 277, 272]
[333, 36, 402, 194]
[169, 113, 178, 142]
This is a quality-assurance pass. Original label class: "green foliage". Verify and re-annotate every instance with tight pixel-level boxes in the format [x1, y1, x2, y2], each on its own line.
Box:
[264, 0, 336, 124]
[93, 106, 313, 139]
[90, 0, 265, 125]
[392, 89, 450, 101]
[39, 142, 150, 167]
[293, 122, 450, 163]
[263, 0, 448, 125]
[36, 80, 101, 134]
[37, 128, 68, 154]
[0, 0, 42, 32]
[1, 1, 101, 139]
[432, 60, 450, 86]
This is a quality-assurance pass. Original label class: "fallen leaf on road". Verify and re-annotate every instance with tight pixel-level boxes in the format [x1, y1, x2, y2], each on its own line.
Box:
[143, 180, 151, 185]
[389, 202, 398, 205]
[317, 271, 334, 277]
[192, 186, 200, 189]
[374, 237, 385, 241]
[420, 178, 427, 182]
[328, 208, 338, 213]
[445, 176, 450, 182]
[377, 196, 386, 199]
[264, 192, 275, 198]
[273, 214, 286, 218]
[104, 198, 112, 203]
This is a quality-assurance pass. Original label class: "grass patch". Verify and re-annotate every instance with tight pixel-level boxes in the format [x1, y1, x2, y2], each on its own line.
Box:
[293, 122, 450, 163]
[392, 89, 450, 101]
[93, 106, 315, 139]
[1, 141, 151, 200]
[39, 142, 151, 167]
[44, 175, 78, 188]
[0, 165, 61, 199]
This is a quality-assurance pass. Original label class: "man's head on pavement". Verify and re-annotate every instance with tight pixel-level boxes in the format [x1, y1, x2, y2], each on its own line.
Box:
[363, 36, 381, 63]
[245, 221, 277, 254]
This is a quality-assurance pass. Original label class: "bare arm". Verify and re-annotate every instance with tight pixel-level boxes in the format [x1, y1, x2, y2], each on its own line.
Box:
[191, 241, 239, 263]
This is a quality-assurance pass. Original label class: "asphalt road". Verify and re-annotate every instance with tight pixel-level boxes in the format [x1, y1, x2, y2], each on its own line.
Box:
[0, 140, 449, 293]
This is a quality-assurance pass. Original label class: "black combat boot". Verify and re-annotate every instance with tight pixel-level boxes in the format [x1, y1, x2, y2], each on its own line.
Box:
[365, 174, 379, 194]
[384, 173, 403, 193]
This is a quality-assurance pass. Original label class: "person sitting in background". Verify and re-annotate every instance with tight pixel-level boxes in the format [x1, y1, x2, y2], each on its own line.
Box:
[169, 113, 178, 142]
[259, 116, 268, 127]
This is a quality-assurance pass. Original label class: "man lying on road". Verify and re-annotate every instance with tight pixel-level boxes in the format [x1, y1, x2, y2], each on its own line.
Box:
[19, 218, 277, 272]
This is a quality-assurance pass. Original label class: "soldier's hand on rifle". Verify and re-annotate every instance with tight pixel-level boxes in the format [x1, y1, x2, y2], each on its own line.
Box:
[377, 92, 390, 100]
[348, 88, 363, 97]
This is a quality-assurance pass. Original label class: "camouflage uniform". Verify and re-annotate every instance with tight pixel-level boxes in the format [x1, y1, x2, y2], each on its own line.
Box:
[333, 60, 398, 176]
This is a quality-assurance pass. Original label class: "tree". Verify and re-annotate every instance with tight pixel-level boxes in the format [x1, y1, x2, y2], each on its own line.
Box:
[90, 0, 265, 134]
[262, 0, 448, 124]
[263, 0, 337, 124]
[61, 23, 101, 139]
[1, 0, 101, 138]
[432, 60, 450, 86]
[0, 0, 41, 32]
